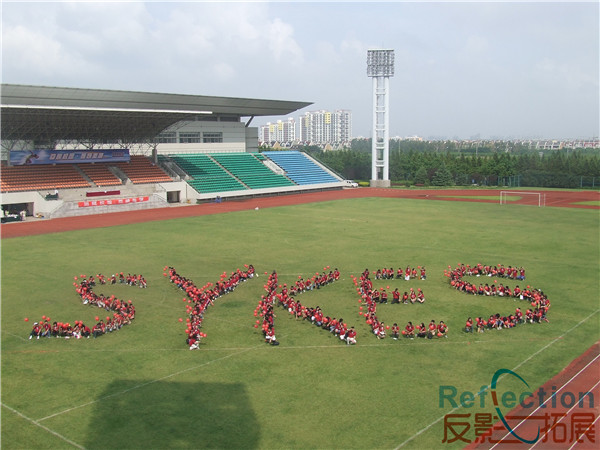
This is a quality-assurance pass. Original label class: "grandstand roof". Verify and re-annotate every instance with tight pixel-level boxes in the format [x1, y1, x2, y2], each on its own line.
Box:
[0, 84, 312, 143]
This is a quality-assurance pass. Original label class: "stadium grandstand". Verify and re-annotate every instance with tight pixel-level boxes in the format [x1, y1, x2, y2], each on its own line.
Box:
[1, 84, 353, 220]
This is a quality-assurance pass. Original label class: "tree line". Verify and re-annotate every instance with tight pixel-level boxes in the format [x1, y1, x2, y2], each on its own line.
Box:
[271, 140, 600, 188]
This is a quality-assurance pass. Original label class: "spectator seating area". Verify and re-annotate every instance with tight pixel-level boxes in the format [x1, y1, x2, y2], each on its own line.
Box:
[78, 163, 123, 187]
[1, 151, 343, 196]
[211, 153, 296, 189]
[168, 154, 246, 193]
[113, 156, 172, 184]
[261, 151, 339, 185]
[0, 161, 90, 192]
[1, 156, 172, 193]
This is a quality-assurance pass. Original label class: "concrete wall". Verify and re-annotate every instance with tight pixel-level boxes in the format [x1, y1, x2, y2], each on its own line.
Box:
[156, 142, 246, 154]
[1, 181, 191, 218]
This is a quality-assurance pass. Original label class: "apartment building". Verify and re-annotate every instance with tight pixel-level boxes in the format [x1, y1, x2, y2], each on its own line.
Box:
[260, 110, 352, 147]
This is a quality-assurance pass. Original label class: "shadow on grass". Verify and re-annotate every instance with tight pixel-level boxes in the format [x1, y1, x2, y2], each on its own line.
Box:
[84, 380, 260, 449]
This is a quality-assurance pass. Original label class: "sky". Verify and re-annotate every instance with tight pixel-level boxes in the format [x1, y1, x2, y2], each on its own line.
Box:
[1, 1, 599, 140]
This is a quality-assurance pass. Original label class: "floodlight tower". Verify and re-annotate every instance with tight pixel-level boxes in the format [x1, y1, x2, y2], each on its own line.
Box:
[367, 49, 394, 187]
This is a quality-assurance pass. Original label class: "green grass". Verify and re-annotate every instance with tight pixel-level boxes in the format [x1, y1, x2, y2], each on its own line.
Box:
[435, 195, 517, 201]
[573, 200, 600, 206]
[2, 198, 599, 449]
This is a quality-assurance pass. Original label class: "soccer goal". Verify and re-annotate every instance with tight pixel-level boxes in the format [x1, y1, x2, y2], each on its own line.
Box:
[500, 191, 546, 207]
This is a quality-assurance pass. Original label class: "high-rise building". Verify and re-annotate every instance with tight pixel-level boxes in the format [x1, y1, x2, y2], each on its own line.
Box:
[259, 118, 296, 145]
[259, 110, 352, 147]
[298, 110, 352, 146]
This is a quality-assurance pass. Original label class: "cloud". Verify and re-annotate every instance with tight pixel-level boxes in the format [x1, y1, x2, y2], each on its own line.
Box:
[265, 18, 304, 66]
[1, 24, 93, 81]
[1, 1, 597, 138]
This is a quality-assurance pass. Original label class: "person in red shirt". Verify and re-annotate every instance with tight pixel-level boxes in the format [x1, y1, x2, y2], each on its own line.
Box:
[427, 320, 437, 339]
[380, 289, 388, 304]
[391, 323, 400, 340]
[403, 321, 415, 339]
[29, 322, 42, 340]
[338, 322, 348, 341]
[41, 320, 51, 338]
[188, 329, 200, 350]
[92, 321, 104, 338]
[410, 289, 417, 304]
[376, 323, 386, 339]
[265, 325, 278, 345]
[515, 308, 523, 324]
[346, 327, 357, 345]
[465, 317, 473, 333]
[392, 289, 400, 304]
[476, 317, 485, 333]
[437, 321, 448, 338]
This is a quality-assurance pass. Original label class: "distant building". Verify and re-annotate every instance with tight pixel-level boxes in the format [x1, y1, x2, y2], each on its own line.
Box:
[259, 118, 297, 147]
[298, 110, 352, 146]
[259, 110, 352, 148]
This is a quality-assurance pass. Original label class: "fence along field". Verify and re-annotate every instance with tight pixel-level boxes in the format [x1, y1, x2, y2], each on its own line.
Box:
[1, 195, 599, 449]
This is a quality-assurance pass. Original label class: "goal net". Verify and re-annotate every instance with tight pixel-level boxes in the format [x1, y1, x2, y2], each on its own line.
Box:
[500, 191, 546, 207]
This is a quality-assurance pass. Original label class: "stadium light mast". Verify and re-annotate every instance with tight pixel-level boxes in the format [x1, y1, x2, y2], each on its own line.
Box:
[367, 49, 394, 187]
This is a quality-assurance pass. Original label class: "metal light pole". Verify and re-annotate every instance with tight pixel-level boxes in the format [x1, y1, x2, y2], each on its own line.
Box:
[367, 49, 394, 187]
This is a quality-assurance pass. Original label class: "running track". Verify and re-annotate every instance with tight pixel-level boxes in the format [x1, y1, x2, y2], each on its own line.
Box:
[1, 188, 598, 239]
[466, 341, 600, 449]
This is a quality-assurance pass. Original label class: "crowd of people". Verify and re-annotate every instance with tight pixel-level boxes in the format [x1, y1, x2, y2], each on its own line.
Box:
[372, 266, 427, 281]
[356, 269, 426, 305]
[254, 268, 355, 345]
[447, 263, 526, 285]
[285, 267, 340, 296]
[75, 272, 147, 288]
[465, 306, 549, 333]
[28, 262, 547, 344]
[352, 268, 445, 340]
[446, 264, 551, 333]
[29, 273, 137, 340]
[391, 320, 449, 339]
[167, 264, 256, 350]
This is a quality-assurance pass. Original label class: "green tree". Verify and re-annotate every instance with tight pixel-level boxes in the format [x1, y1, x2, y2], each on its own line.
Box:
[431, 163, 454, 186]
[414, 166, 429, 185]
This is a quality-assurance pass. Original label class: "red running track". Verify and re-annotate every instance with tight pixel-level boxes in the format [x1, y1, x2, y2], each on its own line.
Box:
[2, 188, 598, 239]
[466, 341, 600, 450]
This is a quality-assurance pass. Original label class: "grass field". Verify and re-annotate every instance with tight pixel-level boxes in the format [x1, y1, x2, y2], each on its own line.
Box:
[2, 197, 599, 449]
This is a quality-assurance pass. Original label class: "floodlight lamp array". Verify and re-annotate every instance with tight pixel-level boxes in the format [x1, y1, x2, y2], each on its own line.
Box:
[366, 50, 395, 77]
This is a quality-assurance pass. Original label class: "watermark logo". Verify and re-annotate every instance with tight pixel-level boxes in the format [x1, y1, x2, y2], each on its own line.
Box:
[490, 368, 539, 444]
[439, 368, 596, 445]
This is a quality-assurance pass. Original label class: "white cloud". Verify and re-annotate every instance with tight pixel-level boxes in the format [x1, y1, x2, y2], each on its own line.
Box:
[265, 18, 304, 66]
[2, 24, 92, 80]
[1, 1, 597, 138]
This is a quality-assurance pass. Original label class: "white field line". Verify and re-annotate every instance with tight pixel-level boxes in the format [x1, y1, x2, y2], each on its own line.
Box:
[1, 403, 85, 449]
[567, 413, 600, 450]
[393, 309, 600, 449]
[36, 345, 258, 423]
[490, 354, 600, 449]
[534, 378, 600, 449]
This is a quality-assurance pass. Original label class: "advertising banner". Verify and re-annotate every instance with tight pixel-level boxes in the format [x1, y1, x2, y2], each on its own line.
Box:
[78, 196, 149, 208]
[10, 149, 130, 165]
